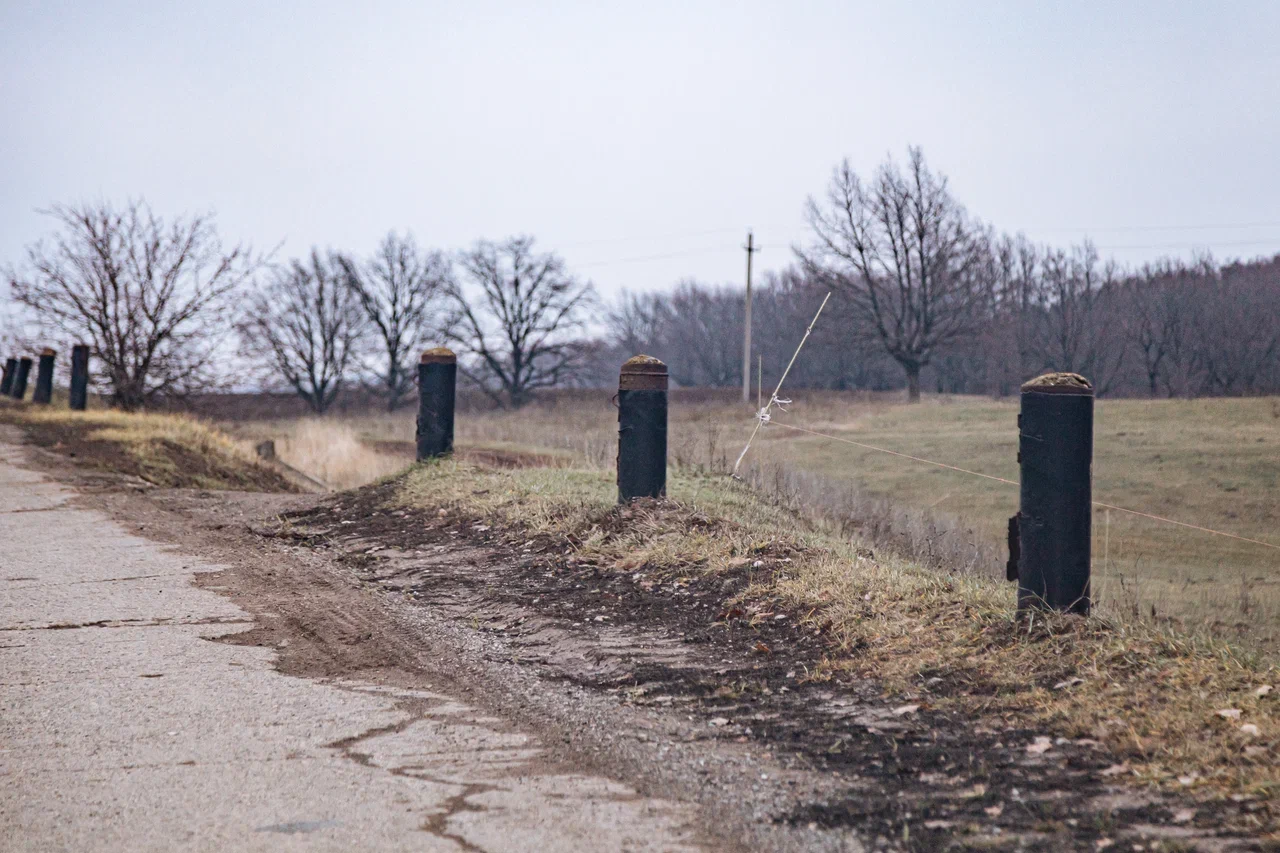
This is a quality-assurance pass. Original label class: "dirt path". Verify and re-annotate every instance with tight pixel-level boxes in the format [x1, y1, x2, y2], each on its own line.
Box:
[0, 432, 708, 852]
[1, 426, 1262, 852]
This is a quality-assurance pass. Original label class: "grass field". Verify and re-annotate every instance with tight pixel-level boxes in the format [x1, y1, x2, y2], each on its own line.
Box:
[229, 390, 1280, 652]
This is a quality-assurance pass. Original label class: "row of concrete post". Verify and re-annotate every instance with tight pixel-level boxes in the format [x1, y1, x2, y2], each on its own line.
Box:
[415, 350, 1094, 617]
[0, 345, 91, 409]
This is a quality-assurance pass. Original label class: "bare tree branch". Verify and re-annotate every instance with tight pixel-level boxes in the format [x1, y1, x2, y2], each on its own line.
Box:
[6, 200, 262, 409]
[447, 236, 594, 407]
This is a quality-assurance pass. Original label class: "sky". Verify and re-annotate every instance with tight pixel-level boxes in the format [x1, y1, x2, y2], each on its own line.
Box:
[3, 0, 1280, 302]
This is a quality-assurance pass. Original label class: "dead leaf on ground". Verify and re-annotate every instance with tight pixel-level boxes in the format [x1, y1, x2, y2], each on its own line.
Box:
[1026, 736, 1053, 755]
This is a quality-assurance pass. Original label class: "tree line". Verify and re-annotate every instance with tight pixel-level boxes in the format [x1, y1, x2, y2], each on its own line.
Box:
[5, 150, 1279, 412]
[599, 149, 1280, 400]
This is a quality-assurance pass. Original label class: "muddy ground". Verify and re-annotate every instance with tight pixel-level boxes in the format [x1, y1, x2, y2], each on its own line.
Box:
[9, 431, 1269, 852]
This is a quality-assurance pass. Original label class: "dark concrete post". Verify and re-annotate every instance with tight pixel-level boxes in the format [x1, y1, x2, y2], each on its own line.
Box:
[416, 348, 457, 460]
[11, 357, 33, 400]
[617, 355, 668, 503]
[0, 358, 15, 396]
[32, 348, 56, 405]
[1011, 372, 1094, 615]
[69, 345, 90, 411]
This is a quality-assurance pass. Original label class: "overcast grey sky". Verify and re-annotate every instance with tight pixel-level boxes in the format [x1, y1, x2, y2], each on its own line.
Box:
[3, 0, 1279, 299]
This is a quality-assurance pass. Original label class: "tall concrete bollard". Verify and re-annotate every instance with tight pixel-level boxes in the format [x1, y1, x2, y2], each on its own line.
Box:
[32, 349, 56, 405]
[69, 344, 90, 411]
[1010, 372, 1094, 615]
[11, 357, 33, 400]
[416, 348, 457, 460]
[617, 355, 668, 503]
[0, 358, 15, 396]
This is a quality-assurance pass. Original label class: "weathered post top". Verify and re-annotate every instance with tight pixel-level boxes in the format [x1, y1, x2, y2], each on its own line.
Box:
[421, 347, 457, 364]
[1020, 372, 1092, 394]
[41, 347, 57, 357]
[619, 354, 668, 391]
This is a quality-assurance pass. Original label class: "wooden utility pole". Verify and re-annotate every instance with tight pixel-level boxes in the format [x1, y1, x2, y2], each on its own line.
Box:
[742, 230, 759, 403]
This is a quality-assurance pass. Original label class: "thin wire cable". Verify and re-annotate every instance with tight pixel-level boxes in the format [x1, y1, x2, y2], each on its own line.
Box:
[1090, 501, 1280, 552]
[557, 227, 743, 250]
[766, 420, 1280, 553]
[574, 246, 734, 268]
[768, 421, 1017, 486]
[731, 293, 831, 476]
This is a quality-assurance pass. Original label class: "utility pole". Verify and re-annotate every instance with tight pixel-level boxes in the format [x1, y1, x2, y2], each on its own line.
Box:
[742, 230, 759, 404]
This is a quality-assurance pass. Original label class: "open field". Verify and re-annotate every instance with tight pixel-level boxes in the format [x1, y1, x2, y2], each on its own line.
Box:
[222, 391, 1280, 653]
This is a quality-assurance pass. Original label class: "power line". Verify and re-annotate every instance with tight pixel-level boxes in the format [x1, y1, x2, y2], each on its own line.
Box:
[573, 245, 738, 269]
[556, 227, 744, 250]
[1094, 237, 1280, 251]
[1026, 221, 1280, 234]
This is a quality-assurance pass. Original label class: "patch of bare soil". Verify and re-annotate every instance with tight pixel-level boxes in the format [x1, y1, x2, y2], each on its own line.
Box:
[269, 478, 1264, 852]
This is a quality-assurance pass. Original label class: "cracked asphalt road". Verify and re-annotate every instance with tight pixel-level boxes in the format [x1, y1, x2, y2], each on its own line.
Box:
[0, 437, 704, 852]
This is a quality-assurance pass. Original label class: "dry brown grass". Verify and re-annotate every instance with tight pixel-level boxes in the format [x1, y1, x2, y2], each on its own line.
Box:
[270, 419, 409, 490]
[0, 400, 293, 491]
[338, 390, 1279, 654]
[395, 459, 1279, 823]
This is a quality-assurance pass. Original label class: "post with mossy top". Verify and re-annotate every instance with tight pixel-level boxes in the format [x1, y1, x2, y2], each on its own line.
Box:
[11, 357, 33, 400]
[0, 358, 15, 397]
[32, 349, 56, 405]
[617, 355, 667, 503]
[1009, 372, 1094, 615]
[416, 347, 456, 460]
[69, 345, 90, 411]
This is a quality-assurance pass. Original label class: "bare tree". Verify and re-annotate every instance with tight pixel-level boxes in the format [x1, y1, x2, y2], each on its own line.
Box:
[239, 251, 364, 414]
[800, 148, 992, 401]
[338, 233, 450, 411]
[6, 201, 261, 409]
[448, 237, 594, 407]
[661, 281, 744, 387]
[1196, 262, 1280, 396]
[1031, 242, 1127, 395]
[606, 290, 669, 358]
